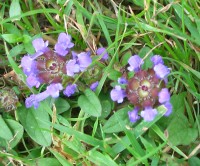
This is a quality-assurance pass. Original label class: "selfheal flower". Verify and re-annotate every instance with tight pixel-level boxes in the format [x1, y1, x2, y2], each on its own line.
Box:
[46, 83, 63, 98]
[32, 38, 49, 54]
[128, 107, 140, 123]
[141, 107, 158, 121]
[154, 63, 170, 79]
[25, 83, 62, 109]
[96, 47, 109, 60]
[66, 59, 80, 76]
[118, 77, 128, 84]
[151, 55, 164, 65]
[54, 33, 74, 56]
[26, 73, 41, 88]
[77, 52, 92, 71]
[158, 88, 170, 104]
[164, 101, 172, 116]
[110, 86, 126, 103]
[127, 55, 143, 72]
[63, 84, 77, 97]
[90, 81, 99, 91]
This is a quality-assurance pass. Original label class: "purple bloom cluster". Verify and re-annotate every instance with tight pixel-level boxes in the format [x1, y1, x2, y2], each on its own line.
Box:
[110, 55, 172, 122]
[21, 33, 97, 109]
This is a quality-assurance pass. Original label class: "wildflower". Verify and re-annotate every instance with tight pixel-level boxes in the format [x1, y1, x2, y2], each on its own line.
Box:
[63, 84, 77, 97]
[128, 107, 140, 123]
[96, 47, 109, 60]
[118, 77, 128, 84]
[127, 55, 143, 72]
[25, 83, 62, 109]
[90, 81, 99, 91]
[153, 63, 170, 79]
[110, 86, 126, 103]
[54, 33, 74, 56]
[141, 107, 158, 121]
[110, 54, 172, 123]
[151, 55, 164, 65]
[66, 51, 92, 76]
[32, 38, 49, 54]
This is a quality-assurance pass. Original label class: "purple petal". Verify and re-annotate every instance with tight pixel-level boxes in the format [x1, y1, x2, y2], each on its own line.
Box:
[77, 52, 92, 71]
[158, 88, 170, 104]
[26, 73, 41, 88]
[46, 83, 63, 98]
[96, 47, 109, 60]
[54, 33, 74, 56]
[128, 107, 140, 123]
[127, 55, 143, 72]
[151, 55, 164, 65]
[25, 92, 49, 109]
[63, 84, 77, 97]
[110, 86, 126, 103]
[118, 77, 128, 84]
[141, 107, 157, 121]
[90, 81, 99, 91]
[154, 63, 170, 79]
[66, 59, 80, 76]
[21, 56, 35, 75]
[164, 102, 173, 116]
[32, 38, 48, 53]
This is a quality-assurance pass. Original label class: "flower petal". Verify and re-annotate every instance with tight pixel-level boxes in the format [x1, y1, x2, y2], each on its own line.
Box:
[141, 107, 157, 121]
[151, 55, 164, 65]
[153, 63, 170, 79]
[96, 47, 109, 60]
[90, 81, 99, 91]
[158, 88, 170, 104]
[128, 55, 143, 72]
[63, 84, 77, 97]
[110, 86, 126, 103]
[128, 107, 140, 123]
[164, 102, 173, 116]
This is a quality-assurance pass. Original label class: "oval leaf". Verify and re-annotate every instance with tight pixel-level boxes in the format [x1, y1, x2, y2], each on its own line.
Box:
[17, 102, 52, 147]
[78, 89, 102, 117]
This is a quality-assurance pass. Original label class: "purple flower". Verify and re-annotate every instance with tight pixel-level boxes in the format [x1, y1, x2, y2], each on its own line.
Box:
[151, 55, 164, 65]
[54, 33, 74, 56]
[77, 52, 92, 71]
[164, 102, 172, 116]
[25, 83, 63, 109]
[21, 56, 36, 75]
[63, 84, 77, 97]
[90, 81, 99, 91]
[46, 83, 63, 98]
[25, 92, 49, 109]
[32, 38, 48, 53]
[158, 88, 170, 104]
[128, 107, 140, 123]
[141, 107, 158, 121]
[66, 59, 80, 77]
[153, 63, 170, 79]
[118, 77, 128, 84]
[26, 73, 41, 88]
[96, 47, 109, 60]
[127, 55, 143, 72]
[110, 86, 126, 103]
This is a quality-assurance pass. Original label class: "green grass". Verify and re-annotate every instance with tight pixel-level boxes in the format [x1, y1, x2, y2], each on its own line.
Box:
[0, 0, 200, 165]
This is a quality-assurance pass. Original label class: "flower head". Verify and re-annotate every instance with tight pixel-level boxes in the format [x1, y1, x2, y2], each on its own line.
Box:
[127, 55, 143, 72]
[63, 84, 77, 97]
[141, 107, 158, 121]
[54, 33, 74, 56]
[96, 47, 109, 60]
[110, 86, 126, 103]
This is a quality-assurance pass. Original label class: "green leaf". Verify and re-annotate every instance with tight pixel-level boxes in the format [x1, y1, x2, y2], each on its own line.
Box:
[5, 119, 24, 148]
[167, 114, 198, 146]
[29, 158, 62, 166]
[78, 89, 102, 117]
[87, 150, 118, 166]
[0, 115, 13, 140]
[103, 107, 130, 133]
[9, 0, 21, 21]
[17, 102, 52, 147]
[188, 157, 200, 166]
[3, 23, 21, 35]
[99, 100, 111, 119]
[108, 69, 122, 81]
[9, 44, 24, 57]
[55, 98, 70, 114]
[1, 34, 23, 43]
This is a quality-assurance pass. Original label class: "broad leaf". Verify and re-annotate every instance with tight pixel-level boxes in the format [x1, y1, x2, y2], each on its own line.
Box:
[78, 89, 102, 117]
[0, 115, 13, 140]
